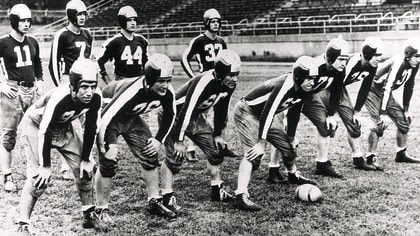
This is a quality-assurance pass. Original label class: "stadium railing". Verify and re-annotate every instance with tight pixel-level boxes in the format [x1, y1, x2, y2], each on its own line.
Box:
[32, 11, 420, 42]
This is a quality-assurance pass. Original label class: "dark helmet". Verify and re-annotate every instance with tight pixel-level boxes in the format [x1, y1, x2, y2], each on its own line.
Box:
[293, 56, 318, 85]
[9, 4, 31, 32]
[66, 0, 87, 26]
[118, 6, 137, 30]
[325, 37, 350, 64]
[69, 58, 98, 92]
[144, 53, 173, 86]
[214, 49, 241, 79]
[404, 38, 420, 58]
[203, 8, 221, 31]
[362, 36, 383, 61]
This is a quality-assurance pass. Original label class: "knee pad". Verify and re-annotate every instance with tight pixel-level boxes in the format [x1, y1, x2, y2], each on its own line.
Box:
[348, 127, 361, 138]
[2, 130, 17, 151]
[164, 158, 182, 174]
[371, 126, 384, 137]
[139, 152, 160, 171]
[99, 157, 118, 178]
[398, 126, 409, 135]
[207, 153, 224, 166]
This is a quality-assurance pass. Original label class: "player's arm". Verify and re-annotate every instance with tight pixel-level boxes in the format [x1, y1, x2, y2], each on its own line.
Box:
[327, 72, 345, 116]
[48, 32, 64, 87]
[155, 88, 176, 143]
[96, 39, 114, 84]
[403, 74, 415, 112]
[81, 94, 102, 162]
[181, 39, 198, 78]
[380, 57, 400, 113]
[213, 90, 233, 137]
[353, 70, 376, 112]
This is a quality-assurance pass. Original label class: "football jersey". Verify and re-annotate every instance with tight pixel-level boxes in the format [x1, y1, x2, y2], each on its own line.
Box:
[49, 27, 92, 86]
[0, 34, 42, 82]
[344, 53, 377, 112]
[100, 77, 176, 143]
[181, 34, 227, 78]
[26, 85, 102, 167]
[97, 33, 148, 77]
[243, 74, 307, 140]
[376, 54, 418, 112]
[174, 69, 234, 141]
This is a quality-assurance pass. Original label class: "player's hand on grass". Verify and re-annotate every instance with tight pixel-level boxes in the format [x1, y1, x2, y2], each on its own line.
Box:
[174, 141, 187, 162]
[33, 166, 52, 189]
[80, 160, 96, 180]
[142, 137, 161, 158]
[0, 83, 17, 99]
[246, 139, 266, 161]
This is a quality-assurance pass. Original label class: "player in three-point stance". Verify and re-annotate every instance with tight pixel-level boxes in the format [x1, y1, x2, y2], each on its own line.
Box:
[233, 56, 319, 211]
[181, 8, 237, 162]
[160, 49, 240, 209]
[16, 58, 105, 234]
[0, 4, 43, 192]
[94, 54, 178, 226]
[48, 0, 93, 180]
[97, 5, 148, 84]
[364, 38, 420, 165]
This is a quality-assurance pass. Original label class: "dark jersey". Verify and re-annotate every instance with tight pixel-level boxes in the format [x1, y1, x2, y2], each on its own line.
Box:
[27, 85, 102, 167]
[243, 74, 307, 140]
[0, 34, 42, 82]
[376, 54, 418, 112]
[344, 54, 377, 112]
[100, 77, 176, 143]
[174, 69, 234, 141]
[97, 33, 148, 78]
[181, 34, 227, 78]
[49, 27, 92, 86]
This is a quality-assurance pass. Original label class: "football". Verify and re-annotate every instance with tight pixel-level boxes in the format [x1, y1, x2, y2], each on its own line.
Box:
[296, 184, 323, 203]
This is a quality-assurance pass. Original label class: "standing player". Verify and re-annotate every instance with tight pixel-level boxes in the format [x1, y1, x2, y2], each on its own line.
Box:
[365, 38, 420, 165]
[0, 3, 43, 192]
[297, 36, 385, 178]
[160, 49, 240, 210]
[94, 54, 177, 226]
[233, 56, 319, 211]
[48, 0, 92, 179]
[180, 8, 231, 162]
[285, 37, 351, 179]
[16, 58, 105, 233]
[96, 5, 148, 84]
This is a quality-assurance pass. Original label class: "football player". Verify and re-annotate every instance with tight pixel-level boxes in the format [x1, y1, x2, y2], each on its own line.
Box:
[48, 0, 93, 180]
[365, 38, 420, 165]
[97, 5, 148, 84]
[16, 58, 105, 234]
[160, 49, 240, 212]
[233, 56, 319, 211]
[181, 8, 235, 162]
[94, 53, 177, 225]
[283, 37, 351, 179]
[0, 3, 43, 192]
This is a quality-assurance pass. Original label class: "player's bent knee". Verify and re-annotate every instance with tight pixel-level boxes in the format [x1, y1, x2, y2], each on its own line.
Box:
[251, 158, 261, 171]
[348, 129, 361, 138]
[139, 154, 160, 171]
[398, 127, 409, 135]
[99, 158, 118, 178]
[208, 154, 224, 166]
[164, 159, 181, 174]
[371, 127, 384, 137]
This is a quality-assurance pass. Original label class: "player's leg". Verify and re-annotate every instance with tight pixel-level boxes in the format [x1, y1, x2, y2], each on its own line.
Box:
[338, 89, 376, 171]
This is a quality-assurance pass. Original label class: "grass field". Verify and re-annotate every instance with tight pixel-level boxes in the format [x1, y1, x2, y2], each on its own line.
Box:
[1, 57, 420, 236]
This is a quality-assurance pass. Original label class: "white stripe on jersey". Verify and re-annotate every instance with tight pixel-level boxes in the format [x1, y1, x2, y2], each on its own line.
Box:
[50, 28, 67, 85]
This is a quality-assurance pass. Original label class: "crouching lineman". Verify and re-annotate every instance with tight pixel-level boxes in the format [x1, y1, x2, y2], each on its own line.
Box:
[94, 53, 177, 226]
[365, 38, 420, 165]
[16, 58, 104, 233]
[160, 49, 240, 211]
[233, 56, 318, 211]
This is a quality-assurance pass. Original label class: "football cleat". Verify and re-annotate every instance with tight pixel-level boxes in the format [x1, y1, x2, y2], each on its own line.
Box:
[267, 167, 289, 184]
[288, 171, 317, 185]
[353, 157, 376, 171]
[395, 149, 420, 163]
[315, 161, 344, 179]
[186, 150, 198, 162]
[366, 154, 384, 171]
[148, 198, 177, 219]
[16, 222, 31, 235]
[163, 193, 182, 216]
[4, 173, 16, 192]
[96, 208, 116, 227]
[234, 193, 262, 211]
[82, 207, 109, 232]
[210, 183, 234, 202]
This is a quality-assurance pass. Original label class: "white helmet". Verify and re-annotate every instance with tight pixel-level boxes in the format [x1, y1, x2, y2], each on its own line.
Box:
[70, 58, 98, 91]
[66, 0, 87, 26]
[144, 53, 173, 85]
[9, 4, 31, 31]
[203, 8, 221, 31]
[362, 36, 384, 60]
[214, 49, 241, 78]
[325, 37, 351, 63]
[293, 56, 318, 85]
[118, 6, 138, 30]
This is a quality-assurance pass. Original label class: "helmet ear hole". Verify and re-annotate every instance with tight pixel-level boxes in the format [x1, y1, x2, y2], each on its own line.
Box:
[325, 37, 350, 64]
[362, 36, 383, 61]
[144, 54, 173, 86]
[214, 49, 241, 79]
[293, 56, 318, 85]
